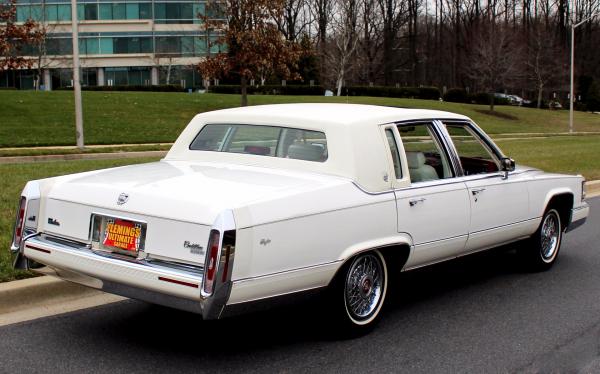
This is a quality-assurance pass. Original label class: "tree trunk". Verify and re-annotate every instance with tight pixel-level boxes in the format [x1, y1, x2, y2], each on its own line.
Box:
[537, 83, 543, 108]
[489, 92, 495, 111]
[241, 76, 248, 107]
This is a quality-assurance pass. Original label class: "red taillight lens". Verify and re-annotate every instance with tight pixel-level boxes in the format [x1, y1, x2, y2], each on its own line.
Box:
[202, 230, 220, 295]
[13, 197, 26, 247]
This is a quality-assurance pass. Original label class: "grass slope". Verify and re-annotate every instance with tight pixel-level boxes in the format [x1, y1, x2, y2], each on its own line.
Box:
[1, 91, 599, 147]
[0, 157, 160, 282]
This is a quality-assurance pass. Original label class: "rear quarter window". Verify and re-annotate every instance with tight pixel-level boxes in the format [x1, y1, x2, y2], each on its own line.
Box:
[189, 124, 328, 162]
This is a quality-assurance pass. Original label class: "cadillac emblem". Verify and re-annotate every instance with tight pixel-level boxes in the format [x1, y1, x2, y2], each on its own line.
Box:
[117, 193, 129, 205]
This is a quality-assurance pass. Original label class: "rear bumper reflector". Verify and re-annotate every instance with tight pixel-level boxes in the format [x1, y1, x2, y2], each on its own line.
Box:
[158, 276, 199, 288]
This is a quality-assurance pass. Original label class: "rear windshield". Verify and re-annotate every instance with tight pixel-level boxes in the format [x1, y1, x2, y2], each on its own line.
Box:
[189, 124, 328, 162]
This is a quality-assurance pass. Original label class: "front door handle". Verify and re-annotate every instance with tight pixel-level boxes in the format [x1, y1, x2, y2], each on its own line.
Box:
[409, 198, 426, 206]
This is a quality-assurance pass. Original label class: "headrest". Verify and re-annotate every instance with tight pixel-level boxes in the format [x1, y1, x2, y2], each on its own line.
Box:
[287, 143, 324, 161]
[406, 152, 426, 168]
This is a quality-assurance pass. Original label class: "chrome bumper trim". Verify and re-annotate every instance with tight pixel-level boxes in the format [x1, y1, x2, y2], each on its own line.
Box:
[20, 233, 228, 319]
[567, 203, 590, 232]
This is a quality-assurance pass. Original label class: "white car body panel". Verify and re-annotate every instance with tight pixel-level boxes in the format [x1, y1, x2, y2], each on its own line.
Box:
[10, 104, 589, 319]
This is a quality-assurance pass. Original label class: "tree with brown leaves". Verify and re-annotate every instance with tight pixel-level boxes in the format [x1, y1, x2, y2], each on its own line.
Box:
[197, 0, 303, 106]
[0, 0, 44, 72]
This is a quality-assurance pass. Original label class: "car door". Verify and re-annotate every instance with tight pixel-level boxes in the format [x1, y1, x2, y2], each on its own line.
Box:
[440, 121, 530, 252]
[384, 122, 470, 269]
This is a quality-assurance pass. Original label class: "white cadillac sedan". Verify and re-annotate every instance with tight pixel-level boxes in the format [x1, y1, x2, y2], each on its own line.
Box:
[10, 104, 589, 332]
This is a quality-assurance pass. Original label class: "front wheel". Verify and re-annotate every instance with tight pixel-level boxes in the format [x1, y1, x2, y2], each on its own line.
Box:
[328, 250, 388, 335]
[520, 208, 563, 271]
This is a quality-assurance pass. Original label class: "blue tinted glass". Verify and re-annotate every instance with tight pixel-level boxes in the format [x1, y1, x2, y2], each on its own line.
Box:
[45, 4, 58, 21]
[112, 3, 125, 19]
[126, 3, 138, 19]
[99, 38, 113, 54]
[86, 38, 99, 54]
[99, 3, 112, 20]
[16, 6, 30, 22]
[57, 4, 70, 21]
[139, 3, 151, 18]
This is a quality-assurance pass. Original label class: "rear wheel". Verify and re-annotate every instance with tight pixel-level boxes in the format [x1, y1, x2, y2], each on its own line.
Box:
[328, 250, 388, 335]
[520, 208, 563, 271]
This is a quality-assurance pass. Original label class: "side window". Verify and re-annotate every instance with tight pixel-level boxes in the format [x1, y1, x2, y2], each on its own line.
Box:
[385, 128, 402, 179]
[398, 123, 453, 183]
[444, 123, 500, 175]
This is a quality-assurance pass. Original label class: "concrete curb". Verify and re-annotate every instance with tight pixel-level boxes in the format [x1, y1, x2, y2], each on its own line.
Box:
[0, 276, 124, 326]
[0, 181, 598, 325]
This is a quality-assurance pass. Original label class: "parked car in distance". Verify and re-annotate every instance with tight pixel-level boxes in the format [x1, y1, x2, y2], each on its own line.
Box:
[507, 95, 532, 106]
[10, 104, 589, 333]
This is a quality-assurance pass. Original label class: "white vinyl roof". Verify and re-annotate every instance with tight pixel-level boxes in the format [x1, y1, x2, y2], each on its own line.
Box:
[166, 104, 472, 192]
[193, 103, 469, 129]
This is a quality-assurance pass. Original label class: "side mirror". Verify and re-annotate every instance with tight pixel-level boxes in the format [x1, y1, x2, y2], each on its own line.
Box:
[501, 157, 515, 179]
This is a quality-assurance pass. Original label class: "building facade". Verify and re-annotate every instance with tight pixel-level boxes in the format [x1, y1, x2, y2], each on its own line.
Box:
[1, 0, 221, 90]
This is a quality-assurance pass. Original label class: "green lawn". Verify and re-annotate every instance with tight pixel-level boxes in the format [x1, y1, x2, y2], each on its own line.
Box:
[1, 91, 599, 147]
[498, 135, 600, 180]
[0, 157, 160, 282]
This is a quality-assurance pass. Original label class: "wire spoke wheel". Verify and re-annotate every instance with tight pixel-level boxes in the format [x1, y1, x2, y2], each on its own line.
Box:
[344, 252, 385, 323]
[540, 211, 561, 263]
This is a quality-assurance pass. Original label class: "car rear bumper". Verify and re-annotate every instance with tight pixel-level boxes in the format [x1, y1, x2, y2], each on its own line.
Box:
[567, 202, 590, 232]
[14, 233, 229, 319]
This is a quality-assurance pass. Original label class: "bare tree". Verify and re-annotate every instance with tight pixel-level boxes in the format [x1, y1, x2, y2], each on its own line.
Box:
[467, 21, 521, 111]
[326, 0, 361, 96]
[527, 21, 562, 108]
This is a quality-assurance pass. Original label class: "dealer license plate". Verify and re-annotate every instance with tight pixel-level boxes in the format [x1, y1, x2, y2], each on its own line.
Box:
[91, 214, 146, 256]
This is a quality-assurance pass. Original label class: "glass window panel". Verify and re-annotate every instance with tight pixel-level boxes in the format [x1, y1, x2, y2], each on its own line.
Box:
[112, 3, 125, 19]
[139, 3, 151, 18]
[180, 3, 193, 19]
[181, 36, 193, 55]
[57, 4, 70, 21]
[194, 36, 206, 55]
[190, 125, 328, 162]
[86, 38, 99, 54]
[165, 3, 179, 19]
[84, 4, 97, 20]
[30, 5, 42, 21]
[59, 38, 72, 55]
[99, 3, 112, 20]
[210, 36, 223, 53]
[45, 4, 58, 22]
[128, 69, 142, 85]
[140, 37, 152, 53]
[100, 37, 113, 54]
[140, 68, 150, 85]
[193, 3, 204, 23]
[46, 38, 59, 55]
[77, 4, 84, 21]
[16, 6, 30, 22]
[398, 123, 452, 182]
[127, 37, 140, 53]
[78, 38, 86, 54]
[444, 124, 500, 175]
[114, 38, 128, 53]
[154, 3, 165, 19]
[385, 129, 402, 179]
[126, 3, 138, 19]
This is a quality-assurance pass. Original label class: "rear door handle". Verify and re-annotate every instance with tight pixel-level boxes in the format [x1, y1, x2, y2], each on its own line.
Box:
[471, 188, 486, 195]
[409, 198, 426, 206]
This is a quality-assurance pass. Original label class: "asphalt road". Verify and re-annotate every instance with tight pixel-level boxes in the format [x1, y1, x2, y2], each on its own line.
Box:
[1, 198, 599, 374]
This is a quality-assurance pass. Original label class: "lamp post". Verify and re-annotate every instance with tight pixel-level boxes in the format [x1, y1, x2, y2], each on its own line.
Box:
[569, 11, 599, 134]
[70, 0, 84, 149]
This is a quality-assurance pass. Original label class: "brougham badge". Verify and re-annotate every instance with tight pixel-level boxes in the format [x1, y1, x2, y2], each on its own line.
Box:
[117, 193, 129, 205]
[184, 241, 204, 255]
[47, 218, 60, 226]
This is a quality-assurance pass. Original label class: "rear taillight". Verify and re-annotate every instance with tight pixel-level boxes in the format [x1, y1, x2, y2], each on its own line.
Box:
[202, 230, 221, 295]
[12, 197, 26, 248]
